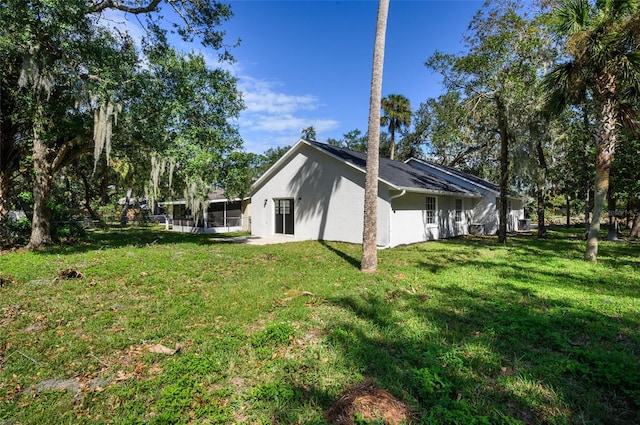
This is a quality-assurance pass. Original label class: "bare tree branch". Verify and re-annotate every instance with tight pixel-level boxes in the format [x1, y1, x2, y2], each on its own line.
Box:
[91, 0, 162, 14]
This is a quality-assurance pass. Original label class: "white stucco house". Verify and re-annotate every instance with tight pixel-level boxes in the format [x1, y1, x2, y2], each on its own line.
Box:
[250, 139, 524, 247]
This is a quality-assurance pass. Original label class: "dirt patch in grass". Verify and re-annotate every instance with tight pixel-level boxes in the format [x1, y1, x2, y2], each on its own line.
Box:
[325, 380, 412, 425]
[55, 268, 84, 281]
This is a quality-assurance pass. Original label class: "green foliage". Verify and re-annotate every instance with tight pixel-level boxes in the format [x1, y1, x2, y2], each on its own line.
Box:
[354, 413, 386, 425]
[411, 367, 447, 400]
[0, 217, 31, 248]
[301, 126, 317, 141]
[0, 0, 244, 249]
[153, 380, 233, 424]
[380, 94, 412, 160]
[252, 322, 296, 347]
[254, 145, 291, 177]
[249, 380, 302, 405]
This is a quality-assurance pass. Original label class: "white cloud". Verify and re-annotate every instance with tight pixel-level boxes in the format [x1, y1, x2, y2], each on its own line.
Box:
[239, 77, 317, 114]
[236, 75, 340, 153]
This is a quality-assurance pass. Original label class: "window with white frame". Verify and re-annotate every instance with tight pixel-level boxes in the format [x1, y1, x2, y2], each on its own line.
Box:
[455, 199, 463, 222]
[425, 196, 436, 224]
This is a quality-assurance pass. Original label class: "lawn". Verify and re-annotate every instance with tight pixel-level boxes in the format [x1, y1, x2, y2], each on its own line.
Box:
[0, 227, 638, 424]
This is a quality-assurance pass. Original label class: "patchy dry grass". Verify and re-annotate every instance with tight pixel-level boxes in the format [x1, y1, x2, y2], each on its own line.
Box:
[0, 226, 638, 424]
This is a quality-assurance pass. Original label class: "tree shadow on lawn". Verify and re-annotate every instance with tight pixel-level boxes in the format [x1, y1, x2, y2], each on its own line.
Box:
[33, 226, 250, 256]
[320, 283, 640, 424]
[319, 240, 361, 269]
[404, 233, 640, 300]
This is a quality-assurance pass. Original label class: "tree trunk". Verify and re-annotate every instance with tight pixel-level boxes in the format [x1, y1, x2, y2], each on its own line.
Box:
[120, 188, 132, 226]
[584, 188, 591, 237]
[582, 105, 591, 237]
[496, 96, 509, 244]
[607, 189, 618, 241]
[585, 79, 617, 262]
[566, 195, 571, 227]
[28, 115, 54, 249]
[535, 135, 547, 238]
[79, 167, 101, 222]
[361, 0, 389, 273]
[536, 190, 546, 237]
[389, 125, 395, 161]
[630, 212, 640, 239]
[0, 168, 10, 220]
[100, 161, 110, 206]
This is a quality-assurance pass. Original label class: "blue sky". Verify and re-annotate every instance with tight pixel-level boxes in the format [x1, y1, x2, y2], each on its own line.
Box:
[219, 1, 483, 154]
[107, 1, 484, 154]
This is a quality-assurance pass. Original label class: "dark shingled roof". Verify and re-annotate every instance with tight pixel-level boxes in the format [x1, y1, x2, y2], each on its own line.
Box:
[307, 141, 480, 197]
[408, 158, 500, 193]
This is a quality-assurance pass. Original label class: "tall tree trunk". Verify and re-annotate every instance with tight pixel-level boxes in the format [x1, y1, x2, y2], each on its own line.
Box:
[120, 188, 132, 226]
[28, 110, 54, 249]
[361, 0, 389, 273]
[79, 166, 101, 221]
[536, 190, 546, 236]
[535, 135, 547, 238]
[584, 188, 591, 237]
[630, 211, 640, 239]
[607, 189, 618, 241]
[0, 168, 10, 220]
[100, 161, 110, 206]
[583, 105, 591, 236]
[585, 80, 616, 262]
[496, 96, 509, 244]
[389, 125, 395, 161]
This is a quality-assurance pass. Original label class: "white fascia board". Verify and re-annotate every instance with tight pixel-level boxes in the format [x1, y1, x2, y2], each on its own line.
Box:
[398, 187, 482, 198]
[159, 198, 245, 207]
[208, 197, 243, 204]
[406, 158, 499, 194]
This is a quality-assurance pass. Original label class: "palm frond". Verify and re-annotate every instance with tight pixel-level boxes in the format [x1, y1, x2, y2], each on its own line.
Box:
[543, 61, 588, 115]
[617, 101, 640, 133]
[598, 0, 640, 19]
[555, 0, 591, 35]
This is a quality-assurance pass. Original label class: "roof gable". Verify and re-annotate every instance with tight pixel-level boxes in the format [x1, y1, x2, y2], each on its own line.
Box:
[308, 141, 479, 197]
[251, 139, 480, 198]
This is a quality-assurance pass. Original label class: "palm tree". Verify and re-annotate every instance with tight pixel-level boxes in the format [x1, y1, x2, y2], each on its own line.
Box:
[380, 94, 411, 160]
[361, 0, 389, 273]
[544, 0, 640, 262]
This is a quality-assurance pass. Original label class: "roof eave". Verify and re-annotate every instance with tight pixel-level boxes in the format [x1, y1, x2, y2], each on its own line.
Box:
[397, 187, 482, 198]
[159, 197, 245, 206]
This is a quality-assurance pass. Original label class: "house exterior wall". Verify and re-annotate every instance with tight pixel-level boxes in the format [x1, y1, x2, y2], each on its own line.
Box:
[389, 193, 473, 246]
[473, 193, 499, 235]
[251, 144, 391, 246]
[405, 159, 526, 234]
[242, 200, 251, 232]
[507, 198, 525, 232]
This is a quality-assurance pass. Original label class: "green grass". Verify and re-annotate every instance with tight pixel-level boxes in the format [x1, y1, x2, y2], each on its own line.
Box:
[0, 226, 638, 424]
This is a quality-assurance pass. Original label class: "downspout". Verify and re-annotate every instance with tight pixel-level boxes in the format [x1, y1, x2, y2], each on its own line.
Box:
[386, 190, 407, 248]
